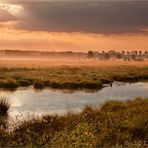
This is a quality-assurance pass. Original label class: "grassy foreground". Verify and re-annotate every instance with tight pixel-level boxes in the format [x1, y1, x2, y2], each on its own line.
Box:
[0, 98, 148, 147]
[0, 64, 148, 90]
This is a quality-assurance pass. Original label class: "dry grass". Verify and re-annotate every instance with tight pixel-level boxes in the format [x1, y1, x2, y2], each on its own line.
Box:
[0, 59, 148, 90]
[0, 98, 147, 147]
[0, 59, 148, 68]
[0, 95, 12, 116]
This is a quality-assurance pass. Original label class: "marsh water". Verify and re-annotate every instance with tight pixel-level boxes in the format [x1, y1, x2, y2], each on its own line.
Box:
[1, 82, 148, 117]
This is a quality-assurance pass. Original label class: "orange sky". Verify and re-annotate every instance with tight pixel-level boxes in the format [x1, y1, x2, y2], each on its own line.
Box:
[0, 1, 148, 52]
[0, 22, 148, 52]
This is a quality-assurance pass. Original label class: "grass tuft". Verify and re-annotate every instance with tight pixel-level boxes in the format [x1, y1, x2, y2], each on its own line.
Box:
[0, 95, 12, 116]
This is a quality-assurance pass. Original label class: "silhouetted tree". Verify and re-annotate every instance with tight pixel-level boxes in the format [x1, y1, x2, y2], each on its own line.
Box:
[87, 50, 95, 58]
[117, 53, 122, 59]
[139, 51, 142, 55]
[104, 53, 110, 59]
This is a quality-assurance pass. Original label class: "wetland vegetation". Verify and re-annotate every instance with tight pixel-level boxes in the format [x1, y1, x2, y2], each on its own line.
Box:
[0, 64, 148, 90]
[0, 61, 147, 147]
[0, 95, 11, 116]
[0, 97, 148, 147]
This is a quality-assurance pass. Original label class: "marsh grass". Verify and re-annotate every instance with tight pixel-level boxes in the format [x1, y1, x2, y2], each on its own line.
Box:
[33, 81, 44, 89]
[0, 98, 147, 147]
[19, 79, 31, 87]
[0, 80, 19, 90]
[0, 95, 12, 116]
[0, 66, 148, 90]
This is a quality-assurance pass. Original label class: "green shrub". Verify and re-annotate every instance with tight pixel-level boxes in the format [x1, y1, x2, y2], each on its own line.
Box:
[33, 81, 44, 89]
[19, 80, 31, 87]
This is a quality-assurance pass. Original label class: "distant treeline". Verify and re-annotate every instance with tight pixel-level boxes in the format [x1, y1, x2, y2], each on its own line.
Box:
[87, 50, 148, 61]
[0, 50, 148, 60]
[0, 50, 86, 58]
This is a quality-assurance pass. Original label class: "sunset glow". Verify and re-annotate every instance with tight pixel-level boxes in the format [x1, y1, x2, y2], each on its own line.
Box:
[0, 3, 23, 15]
[0, 0, 148, 51]
[0, 25, 148, 51]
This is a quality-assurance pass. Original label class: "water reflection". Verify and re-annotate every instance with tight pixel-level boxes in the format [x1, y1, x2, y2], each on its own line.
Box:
[0, 82, 147, 117]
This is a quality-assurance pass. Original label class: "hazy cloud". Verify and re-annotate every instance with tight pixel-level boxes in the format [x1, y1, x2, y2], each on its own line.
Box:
[3, 1, 148, 34]
[0, 8, 16, 22]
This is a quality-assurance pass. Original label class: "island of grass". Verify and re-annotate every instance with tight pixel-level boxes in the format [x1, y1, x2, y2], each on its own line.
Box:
[0, 62, 148, 90]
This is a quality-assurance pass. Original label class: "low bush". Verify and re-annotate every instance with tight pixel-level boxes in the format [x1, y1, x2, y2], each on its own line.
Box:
[82, 81, 103, 89]
[48, 81, 103, 90]
[60, 82, 78, 89]
[33, 81, 44, 89]
[49, 82, 60, 89]
[0, 80, 19, 90]
[43, 80, 50, 87]
[19, 80, 31, 87]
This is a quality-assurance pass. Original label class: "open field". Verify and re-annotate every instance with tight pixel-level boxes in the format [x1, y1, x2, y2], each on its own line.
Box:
[0, 59, 148, 90]
[0, 98, 148, 147]
[0, 59, 148, 68]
